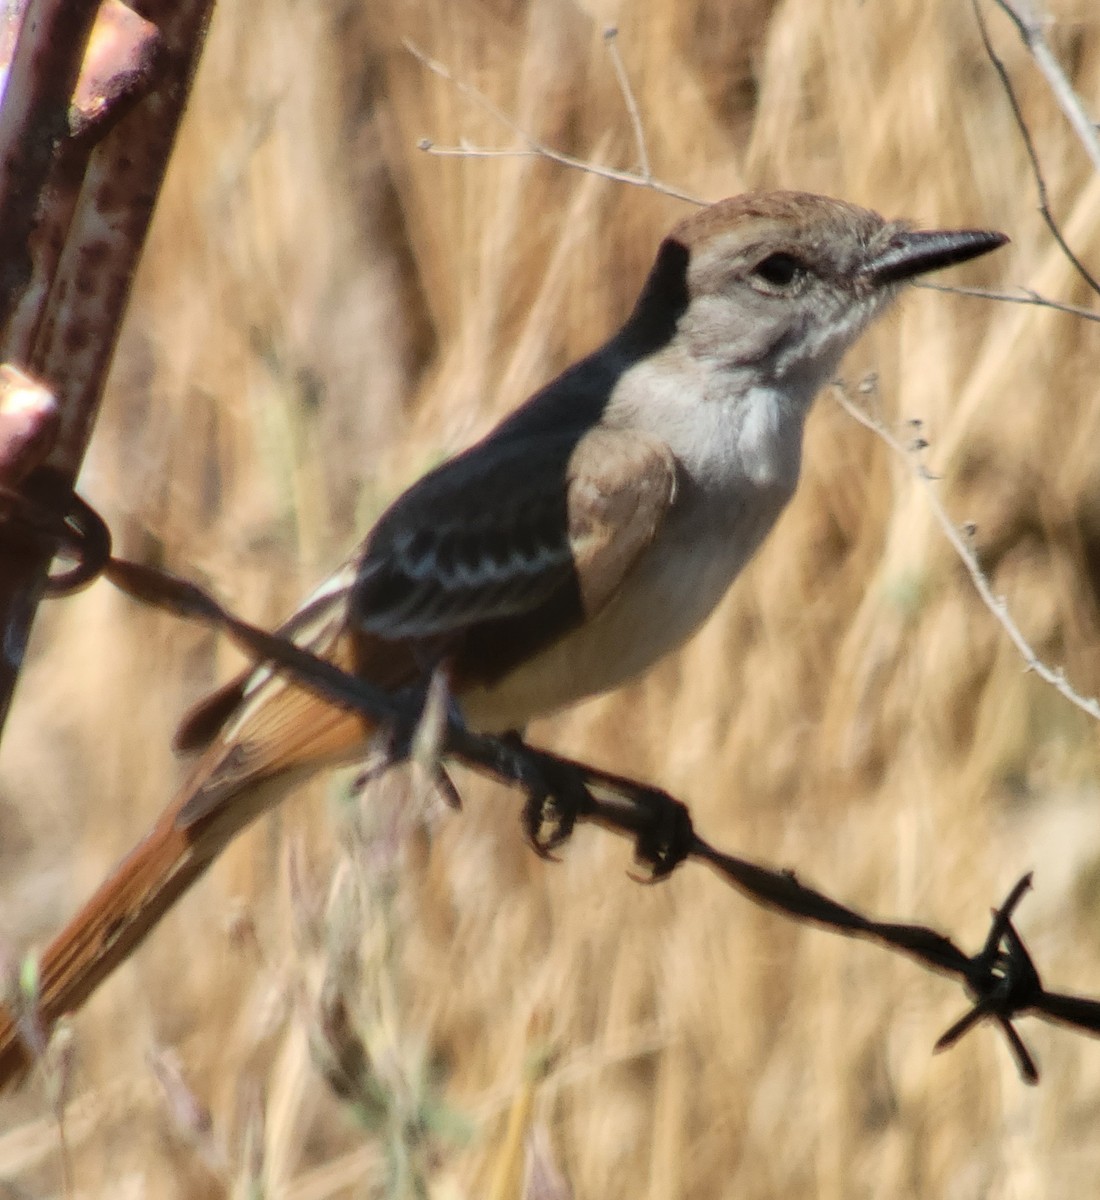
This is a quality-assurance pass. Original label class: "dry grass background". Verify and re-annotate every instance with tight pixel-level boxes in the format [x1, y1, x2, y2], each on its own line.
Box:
[2, 0, 1100, 1195]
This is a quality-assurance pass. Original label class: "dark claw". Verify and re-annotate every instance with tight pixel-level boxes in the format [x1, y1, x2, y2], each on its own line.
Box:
[503, 743, 596, 857]
[521, 793, 563, 860]
[630, 791, 693, 881]
[522, 788, 578, 857]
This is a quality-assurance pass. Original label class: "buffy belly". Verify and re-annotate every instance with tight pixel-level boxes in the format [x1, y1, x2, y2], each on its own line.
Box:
[459, 497, 782, 731]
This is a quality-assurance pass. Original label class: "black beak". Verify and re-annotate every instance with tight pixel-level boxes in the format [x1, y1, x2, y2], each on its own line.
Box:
[865, 228, 1008, 286]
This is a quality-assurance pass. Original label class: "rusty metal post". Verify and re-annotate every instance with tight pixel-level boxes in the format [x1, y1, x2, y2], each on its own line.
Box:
[0, 0, 215, 736]
[0, 0, 101, 335]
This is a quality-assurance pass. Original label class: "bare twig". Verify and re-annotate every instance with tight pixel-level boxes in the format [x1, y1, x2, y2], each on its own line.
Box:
[405, 40, 705, 207]
[973, 0, 1100, 297]
[602, 26, 651, 181]
[991, 0, 1100, 175]
[915, 279, 1100, 323]
[833, 380, 1100, 725]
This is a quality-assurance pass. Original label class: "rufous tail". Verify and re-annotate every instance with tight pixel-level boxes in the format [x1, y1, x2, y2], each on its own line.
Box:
[0, 668, 373, 1089]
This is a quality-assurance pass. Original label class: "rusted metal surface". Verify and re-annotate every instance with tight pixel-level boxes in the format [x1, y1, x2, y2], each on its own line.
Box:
[31, 4, 210, 474]
[0, 0, 216, 734]
[71, 1, 162, 144]
[0, 0, 101, 336]
[1, 1, 163, 368]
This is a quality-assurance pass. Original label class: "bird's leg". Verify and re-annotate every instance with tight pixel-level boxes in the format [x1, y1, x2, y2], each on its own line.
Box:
[493, 738, 694, 877]
[353, 664, 463, 808]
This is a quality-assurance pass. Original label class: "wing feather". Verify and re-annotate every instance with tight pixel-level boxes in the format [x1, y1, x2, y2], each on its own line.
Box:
[353, 426, 676, 641]
[174, 425, 677, 774]
[566, 426, 677, 616]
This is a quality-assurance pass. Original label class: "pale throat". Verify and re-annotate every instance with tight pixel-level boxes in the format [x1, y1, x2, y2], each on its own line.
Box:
[728, 381, 806, 493]
[609, 351, 808, 496]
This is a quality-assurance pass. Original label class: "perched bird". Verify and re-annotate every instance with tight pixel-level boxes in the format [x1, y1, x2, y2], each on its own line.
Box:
[0, 191, 1006, 1087]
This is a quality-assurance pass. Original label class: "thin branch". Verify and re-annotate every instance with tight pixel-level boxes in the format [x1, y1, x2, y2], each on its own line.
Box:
[991, 0, 1100, 175]
[833, 380, 1100, 725]
[973, 0, 1100, 297]
[405, 40, 705, 207]
[417, 142, 536, 161]
[602, 26, 651, 181]
[915, 279, 1100, 323]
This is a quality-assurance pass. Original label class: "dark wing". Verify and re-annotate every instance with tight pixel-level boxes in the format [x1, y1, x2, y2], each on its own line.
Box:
[175, 425, 677, 764]
[352, 426, 677, 640]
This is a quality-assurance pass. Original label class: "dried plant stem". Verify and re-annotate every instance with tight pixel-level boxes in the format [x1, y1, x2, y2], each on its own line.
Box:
[974, 0, 1100, 297]
[602, 26, 652, 181]
[834, 382, 1100, 725]
[916, 279, 1100, 322]
[405, 39, 705, 206]
[992, 0, 1100, 176]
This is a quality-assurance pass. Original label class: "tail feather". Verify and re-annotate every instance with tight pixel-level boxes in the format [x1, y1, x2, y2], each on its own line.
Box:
[0, 811, 210, 1086]
[0, 666, 377, 1090]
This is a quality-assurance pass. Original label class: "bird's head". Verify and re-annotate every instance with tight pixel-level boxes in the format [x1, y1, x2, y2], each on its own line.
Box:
[625, 190, 1007, 401]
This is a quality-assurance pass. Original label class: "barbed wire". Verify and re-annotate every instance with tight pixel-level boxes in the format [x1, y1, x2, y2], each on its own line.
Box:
[4, 487, 1100, 1084]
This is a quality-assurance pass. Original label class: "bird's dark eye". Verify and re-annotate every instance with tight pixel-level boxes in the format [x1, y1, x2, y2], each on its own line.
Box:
[751, 252, 805, 287]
